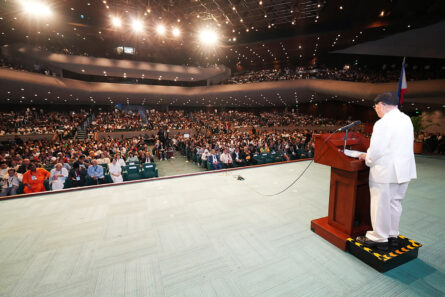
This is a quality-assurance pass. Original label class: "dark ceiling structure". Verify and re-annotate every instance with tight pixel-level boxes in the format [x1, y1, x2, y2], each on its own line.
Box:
[1, 0, 444, 69]
[0, 0, 444, 111]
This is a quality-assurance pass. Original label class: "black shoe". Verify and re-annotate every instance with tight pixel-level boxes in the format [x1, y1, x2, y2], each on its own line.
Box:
[388, 237, 399, 249]
[356, 236, 388, 251]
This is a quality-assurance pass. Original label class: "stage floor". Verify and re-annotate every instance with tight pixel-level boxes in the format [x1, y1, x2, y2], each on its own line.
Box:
[0, 156, 444, 297]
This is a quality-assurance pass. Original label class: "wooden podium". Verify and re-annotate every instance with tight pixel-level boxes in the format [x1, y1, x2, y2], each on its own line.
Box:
[311, 132, 372, 250]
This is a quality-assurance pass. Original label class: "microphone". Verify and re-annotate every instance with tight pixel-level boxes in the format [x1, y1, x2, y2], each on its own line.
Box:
[337, 120, 361, 132]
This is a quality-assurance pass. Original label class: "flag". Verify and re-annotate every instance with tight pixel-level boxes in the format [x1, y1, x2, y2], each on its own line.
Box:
[397, 57, 407, 107]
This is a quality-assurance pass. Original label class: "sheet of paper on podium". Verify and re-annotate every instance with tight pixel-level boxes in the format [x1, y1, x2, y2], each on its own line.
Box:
[343, 149, 365, 158]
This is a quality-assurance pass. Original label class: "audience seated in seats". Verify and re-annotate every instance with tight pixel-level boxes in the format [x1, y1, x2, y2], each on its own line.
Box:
[139, 152, 154, 163]
[68, 162, 87, 188]
[87, 160, 105, 185]
[96, 153, 111, 165]
[243, 148, 253, 166]
[232, 147, 246, 167]
[209, 149, 223, 170]
[22, 163, 50, 194]
[114, 154, 126, 167]
[1, 168, 22, 196]
[201, 148, 210, 166]
[17, 158, 31, 174]
[0, 161, 8, 179]
[227, 64, 445, 84]
[0, 108, 88, 136]
[220, 149, 234, 168]
[126, 152, 139, 163]
[90, 110, 146, 132]
[1, 106, 442, 194]
[49, 163, 68, 190]
[108, 158, 123, 183]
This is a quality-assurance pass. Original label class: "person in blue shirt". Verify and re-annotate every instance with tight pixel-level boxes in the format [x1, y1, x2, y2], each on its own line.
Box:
[87, 159, 105, 184]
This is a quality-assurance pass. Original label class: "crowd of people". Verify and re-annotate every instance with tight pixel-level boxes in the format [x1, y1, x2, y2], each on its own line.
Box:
[90, 110, 146, 132]
[0, 128, 317, 196]
[88, 109, 344, 133]
[0, 136, 155, 196]
[0, 109, 346, 196]
[421, 133, 445, 154]
[228, 64, 445, 84]
[175, 128, 316, 170]
[1, 107, 443, 197]
[0, 108, 88, 136]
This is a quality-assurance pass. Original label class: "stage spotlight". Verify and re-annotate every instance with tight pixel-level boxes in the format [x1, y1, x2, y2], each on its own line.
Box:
[20, 1, 52, 17]
[199, 28, 218, 46]
[172, 27, 180, 37]
[132, 19, 144, 33]
[156, 24, 166, 35]
[111, 16, 121, 27]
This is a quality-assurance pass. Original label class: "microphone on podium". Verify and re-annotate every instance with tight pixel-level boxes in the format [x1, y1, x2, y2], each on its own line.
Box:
[337, 120, 362, 132]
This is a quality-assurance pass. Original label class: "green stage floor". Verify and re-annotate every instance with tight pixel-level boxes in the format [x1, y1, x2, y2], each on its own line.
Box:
[0, 155, 443, 297]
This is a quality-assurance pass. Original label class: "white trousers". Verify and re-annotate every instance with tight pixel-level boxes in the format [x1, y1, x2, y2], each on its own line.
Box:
[111, 175, 123, 183]
[365, 181, 409, 242]
[51, 180, 65, 191]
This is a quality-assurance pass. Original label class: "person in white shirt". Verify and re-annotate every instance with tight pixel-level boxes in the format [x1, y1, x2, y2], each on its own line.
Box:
[108, 158, 123, 183]
[357, 92, 417, 250]
[115, 154, 126, 167]
[0, 161, 8, 178]
[201, 148, 211, 167]
[49, 163, 69, 191]
[1, 168, 22, 196]
[220, 149, 234, 168]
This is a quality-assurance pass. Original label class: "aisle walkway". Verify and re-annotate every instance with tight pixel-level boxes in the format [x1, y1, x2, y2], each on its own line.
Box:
[155, 150, 206, 177]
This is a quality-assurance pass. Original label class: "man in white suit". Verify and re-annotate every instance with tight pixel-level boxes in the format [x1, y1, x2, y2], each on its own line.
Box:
[357, 92, 417, 250]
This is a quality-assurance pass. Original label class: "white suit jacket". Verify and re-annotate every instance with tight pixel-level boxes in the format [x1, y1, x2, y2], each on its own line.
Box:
[365, 108, 417, 184]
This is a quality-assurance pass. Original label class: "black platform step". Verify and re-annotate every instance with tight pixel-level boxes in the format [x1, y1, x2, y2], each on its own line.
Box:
[347, 235, 422, 272]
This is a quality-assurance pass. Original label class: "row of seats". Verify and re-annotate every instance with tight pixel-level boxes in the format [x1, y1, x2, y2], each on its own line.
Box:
[12, 162, 159, 195]
[181, 147, 314, 171]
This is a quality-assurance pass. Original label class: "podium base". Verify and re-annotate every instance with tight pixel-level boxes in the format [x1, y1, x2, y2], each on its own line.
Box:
[346, 235, 422, 272]
[311, 217, 350, 250]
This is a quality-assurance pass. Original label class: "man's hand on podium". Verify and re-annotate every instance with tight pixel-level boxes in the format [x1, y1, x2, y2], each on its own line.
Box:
[358, 153, 367, 161]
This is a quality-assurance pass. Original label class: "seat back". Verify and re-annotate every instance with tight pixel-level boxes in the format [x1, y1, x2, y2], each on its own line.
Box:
[124, 165, 141, 181]
[142, 163, 158, 178]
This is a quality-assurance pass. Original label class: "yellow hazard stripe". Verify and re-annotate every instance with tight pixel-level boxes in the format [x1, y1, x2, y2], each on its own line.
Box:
[409, 240, 422, 247]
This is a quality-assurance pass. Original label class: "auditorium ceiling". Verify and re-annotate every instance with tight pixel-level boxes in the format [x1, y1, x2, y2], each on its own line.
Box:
[0, 0, 444, 110]
[0, 0, 444, 68]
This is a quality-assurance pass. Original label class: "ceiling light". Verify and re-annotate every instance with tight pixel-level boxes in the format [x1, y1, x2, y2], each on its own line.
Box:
[111, 16, 121, 27]
[172, 27, 180, 37]
[198, 28, 218, 46]
[156, 24, 166, 35]
[20, 1, 52, 17]
[132, 19, 144, 33]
